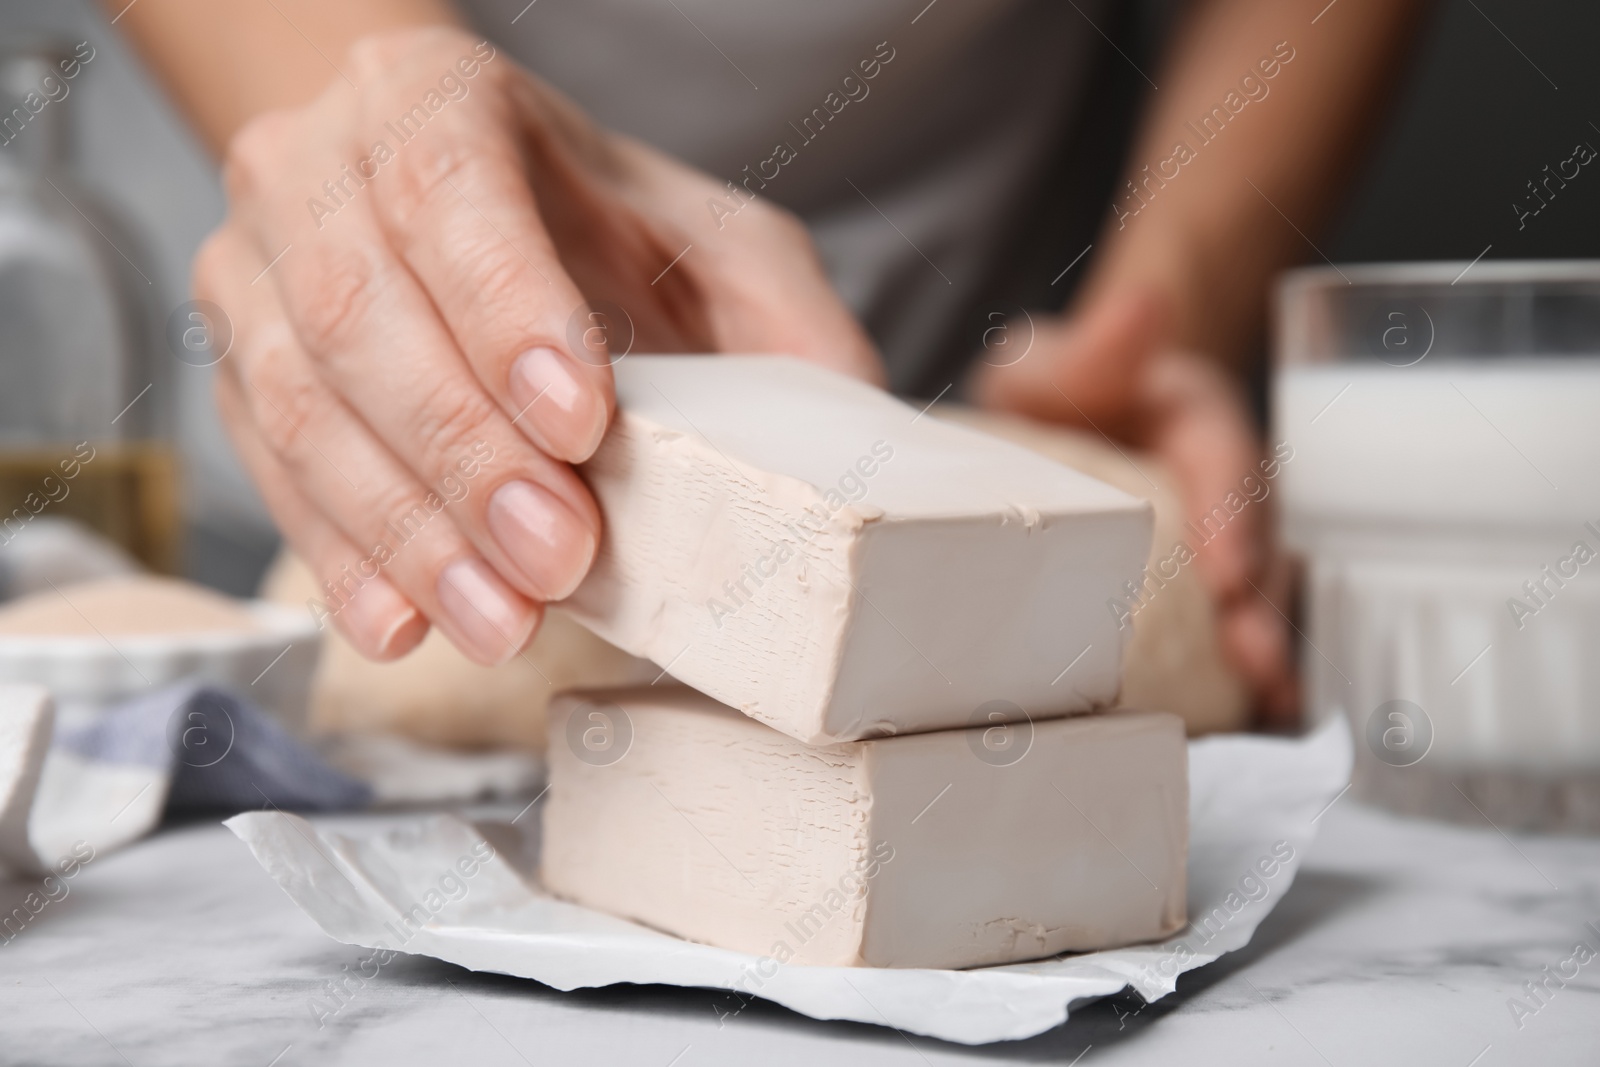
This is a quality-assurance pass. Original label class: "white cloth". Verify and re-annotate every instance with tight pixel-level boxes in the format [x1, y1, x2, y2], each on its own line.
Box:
[0, 684, 543, 880]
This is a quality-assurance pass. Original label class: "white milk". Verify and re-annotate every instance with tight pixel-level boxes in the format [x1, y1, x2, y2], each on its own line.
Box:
[1274, 361, 1600, 773]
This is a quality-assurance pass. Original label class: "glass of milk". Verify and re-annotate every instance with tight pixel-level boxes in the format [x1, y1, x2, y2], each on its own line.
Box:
[1273, 261, 1600, 831]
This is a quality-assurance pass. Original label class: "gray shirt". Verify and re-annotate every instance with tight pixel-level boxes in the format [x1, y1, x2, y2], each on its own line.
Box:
[460, 0, 1146, 396]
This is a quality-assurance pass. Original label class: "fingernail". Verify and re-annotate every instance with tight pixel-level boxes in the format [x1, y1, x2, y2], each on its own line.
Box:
[436, 558, 538, 666]
[487, 479, 598, 600]
[510, 346, 609, 462]
[341, 576, 427, 659]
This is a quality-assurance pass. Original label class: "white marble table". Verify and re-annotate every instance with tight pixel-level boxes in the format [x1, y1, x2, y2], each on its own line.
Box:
[3, 797, 1597, 1066]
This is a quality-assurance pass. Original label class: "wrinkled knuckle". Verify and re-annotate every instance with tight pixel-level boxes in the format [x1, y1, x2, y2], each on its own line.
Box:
[464, 249, 537, 330]
[223, 110, 297, 200]
[380, 134, 476, 229]
[372, 484, 443, 541]
[248, 360, 326, 462]
[294, 242, 383, 356]
[415, 386, 500, 476]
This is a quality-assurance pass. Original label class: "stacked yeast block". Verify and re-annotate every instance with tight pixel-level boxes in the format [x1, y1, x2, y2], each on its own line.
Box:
[543, 356, 1187, 969]
[562, 356, 1154, 744]
[543, 688, 1188, 969]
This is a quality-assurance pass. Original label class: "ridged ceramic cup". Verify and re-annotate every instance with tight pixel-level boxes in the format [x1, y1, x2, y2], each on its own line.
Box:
[0, 599, 322, 733]
[1274, 261, 1600, 831]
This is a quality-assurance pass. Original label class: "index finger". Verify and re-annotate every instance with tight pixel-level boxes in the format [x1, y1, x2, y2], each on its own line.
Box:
[363, 50, 613, 464]
[1140, 350, 1262, 599]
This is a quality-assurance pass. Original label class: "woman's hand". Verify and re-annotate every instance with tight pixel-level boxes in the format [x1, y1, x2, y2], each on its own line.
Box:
[973, 289, 1298, 723]
[198, 26, 880, 666]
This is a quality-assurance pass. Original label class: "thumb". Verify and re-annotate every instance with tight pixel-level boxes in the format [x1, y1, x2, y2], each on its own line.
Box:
[599, 134, 886, 384]
[694, 207, 884, 385]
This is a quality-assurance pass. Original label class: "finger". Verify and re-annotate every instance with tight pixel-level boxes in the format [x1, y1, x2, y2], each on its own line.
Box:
[227, 112, 602, 606]
[1137, 351, 1297, 719]
[367, 60, 613, 463]
[213, 368, 429, 662]
[1221, 594, 1299, 726]
[1139, 351, 1262, 600]
[575, 133, 885, 383]
[220, 337, 544, 667]
[202, 228, 544, 666]
[1246, 552, 1303, 727]
[691, 203, 885, 384]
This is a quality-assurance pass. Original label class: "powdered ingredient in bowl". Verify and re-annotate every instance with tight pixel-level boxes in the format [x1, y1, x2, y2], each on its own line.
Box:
[0, 575, 264, 636]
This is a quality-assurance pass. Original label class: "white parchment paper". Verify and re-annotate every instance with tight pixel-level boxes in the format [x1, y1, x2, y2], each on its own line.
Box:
[227, 719, 1351, 1045]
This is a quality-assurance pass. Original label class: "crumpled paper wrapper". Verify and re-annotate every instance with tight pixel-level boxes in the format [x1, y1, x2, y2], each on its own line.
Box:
[228, 720, 1348, 1045]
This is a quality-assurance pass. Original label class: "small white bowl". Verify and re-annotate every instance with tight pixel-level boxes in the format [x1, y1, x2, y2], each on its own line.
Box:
[0, 600, 323, 732]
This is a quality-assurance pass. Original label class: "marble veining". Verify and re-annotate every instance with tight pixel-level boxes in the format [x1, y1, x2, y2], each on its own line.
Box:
[2, 799, 1596, 1065]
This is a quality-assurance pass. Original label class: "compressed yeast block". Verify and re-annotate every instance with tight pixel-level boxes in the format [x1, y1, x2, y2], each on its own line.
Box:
[564, 356, 1153, 744]
[541, 687, 1188, 969]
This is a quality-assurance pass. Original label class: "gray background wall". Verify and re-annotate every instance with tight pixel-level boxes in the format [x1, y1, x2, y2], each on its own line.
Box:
[0, 0, 1594, 592]
[1328, 0, 1598, 265]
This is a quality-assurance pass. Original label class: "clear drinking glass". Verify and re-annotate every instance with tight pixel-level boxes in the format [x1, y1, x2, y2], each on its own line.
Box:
[1273, 261, 1600, 831]
[0, 42, 178, 572]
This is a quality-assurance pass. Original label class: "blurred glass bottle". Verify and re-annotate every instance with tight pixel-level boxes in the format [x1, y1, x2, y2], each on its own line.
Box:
[0, 41, 178, 573]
